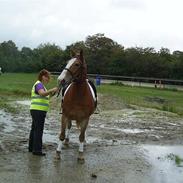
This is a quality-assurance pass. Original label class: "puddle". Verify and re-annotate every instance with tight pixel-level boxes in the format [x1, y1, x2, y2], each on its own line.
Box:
[167, 122, 178, 126]
[43, 131, 57, 143]
[43, 129, 126, 147]
[143, 145, 183, 183]
[0, 110, 15, 133]
[113, 128, 149, 133]
[98, 124, 150, 134]
[43, 130, 102, 145]
[16, 100, 30, 106]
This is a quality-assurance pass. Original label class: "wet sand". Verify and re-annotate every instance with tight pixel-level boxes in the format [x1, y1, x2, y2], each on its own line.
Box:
[0, 94, 183, 183]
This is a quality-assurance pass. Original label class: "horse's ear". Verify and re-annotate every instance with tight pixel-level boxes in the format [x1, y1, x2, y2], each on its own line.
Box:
[70, 50, 76, 58]
[80, 49, 84, 62]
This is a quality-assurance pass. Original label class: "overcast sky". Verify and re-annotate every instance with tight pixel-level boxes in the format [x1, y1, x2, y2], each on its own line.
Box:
[0, 0, 183, 52]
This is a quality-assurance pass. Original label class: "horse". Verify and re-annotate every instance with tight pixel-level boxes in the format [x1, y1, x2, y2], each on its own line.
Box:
[56, 50, 97, 162]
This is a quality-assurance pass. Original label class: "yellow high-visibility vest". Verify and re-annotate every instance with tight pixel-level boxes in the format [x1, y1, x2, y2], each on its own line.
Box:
[30, 80, 49, 112]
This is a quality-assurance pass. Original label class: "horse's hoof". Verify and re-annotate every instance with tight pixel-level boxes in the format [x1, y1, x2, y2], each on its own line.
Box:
[63, 138, 69, 146]
[78, 152, 85, 163]
[77, 157, 85, 164]
[55, 151, 61, 160]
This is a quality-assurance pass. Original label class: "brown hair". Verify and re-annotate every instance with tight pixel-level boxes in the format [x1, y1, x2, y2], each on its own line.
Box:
[38, 69, 50, 81]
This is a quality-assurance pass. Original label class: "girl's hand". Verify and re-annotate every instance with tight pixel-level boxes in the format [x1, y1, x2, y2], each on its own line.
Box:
[50, 87, 59, 96]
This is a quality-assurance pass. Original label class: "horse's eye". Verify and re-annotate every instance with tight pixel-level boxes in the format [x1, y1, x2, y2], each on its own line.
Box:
[75, 63, 80, 67]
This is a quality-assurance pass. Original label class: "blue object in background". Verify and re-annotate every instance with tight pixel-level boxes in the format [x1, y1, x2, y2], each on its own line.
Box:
[96, 75, 101, 86]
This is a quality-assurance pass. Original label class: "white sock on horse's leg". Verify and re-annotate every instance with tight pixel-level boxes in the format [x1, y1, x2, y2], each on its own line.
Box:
[84, 131, 87, 143]
[65, 129, 70, 139]
[79, 142, 84, 152]
[57, 140, 62, 152]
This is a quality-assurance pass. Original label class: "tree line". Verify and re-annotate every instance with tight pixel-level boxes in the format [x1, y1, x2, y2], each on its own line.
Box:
[0, 33, 183, 79]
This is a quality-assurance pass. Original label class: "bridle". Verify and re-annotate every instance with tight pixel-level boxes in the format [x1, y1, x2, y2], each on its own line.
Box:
[57, 56, 86, 97]
[63, 59, 85, 82]
[63, 67, 74, 79]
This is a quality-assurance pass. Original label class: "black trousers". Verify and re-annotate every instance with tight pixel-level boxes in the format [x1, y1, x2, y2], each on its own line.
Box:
[28, 110, 46, 153]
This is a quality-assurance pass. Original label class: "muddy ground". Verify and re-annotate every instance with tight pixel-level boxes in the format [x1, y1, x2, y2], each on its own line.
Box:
[0, 94, 183, 183]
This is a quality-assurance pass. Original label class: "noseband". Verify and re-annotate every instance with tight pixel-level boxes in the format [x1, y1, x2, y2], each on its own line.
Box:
[64, 67, 74, 78]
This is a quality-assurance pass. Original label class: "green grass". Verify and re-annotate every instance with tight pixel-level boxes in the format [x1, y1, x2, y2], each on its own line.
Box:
[1, 73, 183, 115]
[166, 153, 183, 167]
[97, 83, 183, 115]
[0, 73, 58, 113]
[0, 73, 57, 96]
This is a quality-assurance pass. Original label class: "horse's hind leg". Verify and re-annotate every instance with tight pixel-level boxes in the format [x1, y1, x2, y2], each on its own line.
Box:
[78, 118, 89, 162]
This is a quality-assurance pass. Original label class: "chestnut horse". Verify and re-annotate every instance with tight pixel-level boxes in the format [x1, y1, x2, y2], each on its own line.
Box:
[56, 50, 96, 161]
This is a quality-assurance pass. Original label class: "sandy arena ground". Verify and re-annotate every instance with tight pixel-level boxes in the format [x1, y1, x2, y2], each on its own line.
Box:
[0, 94, 183, 183]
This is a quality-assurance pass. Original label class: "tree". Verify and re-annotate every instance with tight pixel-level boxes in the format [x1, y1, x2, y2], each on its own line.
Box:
[0, 40, 20, 72]
[85, 33, 124, 74]
[36, 43, 64, 72]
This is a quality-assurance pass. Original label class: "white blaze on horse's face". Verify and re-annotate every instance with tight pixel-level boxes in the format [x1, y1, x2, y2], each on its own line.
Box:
[58, 58, 76, 85]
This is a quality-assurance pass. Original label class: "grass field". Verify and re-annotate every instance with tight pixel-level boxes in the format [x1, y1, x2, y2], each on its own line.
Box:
[1, 73, 183, 115]
[97, 83, 183, 115]
[0, 73, 57, 96]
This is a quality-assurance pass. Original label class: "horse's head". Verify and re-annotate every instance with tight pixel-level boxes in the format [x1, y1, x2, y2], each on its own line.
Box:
[58, 50, 87, 86]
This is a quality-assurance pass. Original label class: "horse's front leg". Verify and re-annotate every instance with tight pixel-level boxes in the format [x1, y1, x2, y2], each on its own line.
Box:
[78, 118, 89, 163]
[56, 114, 67, 159]
[64, 120, 72, 146]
